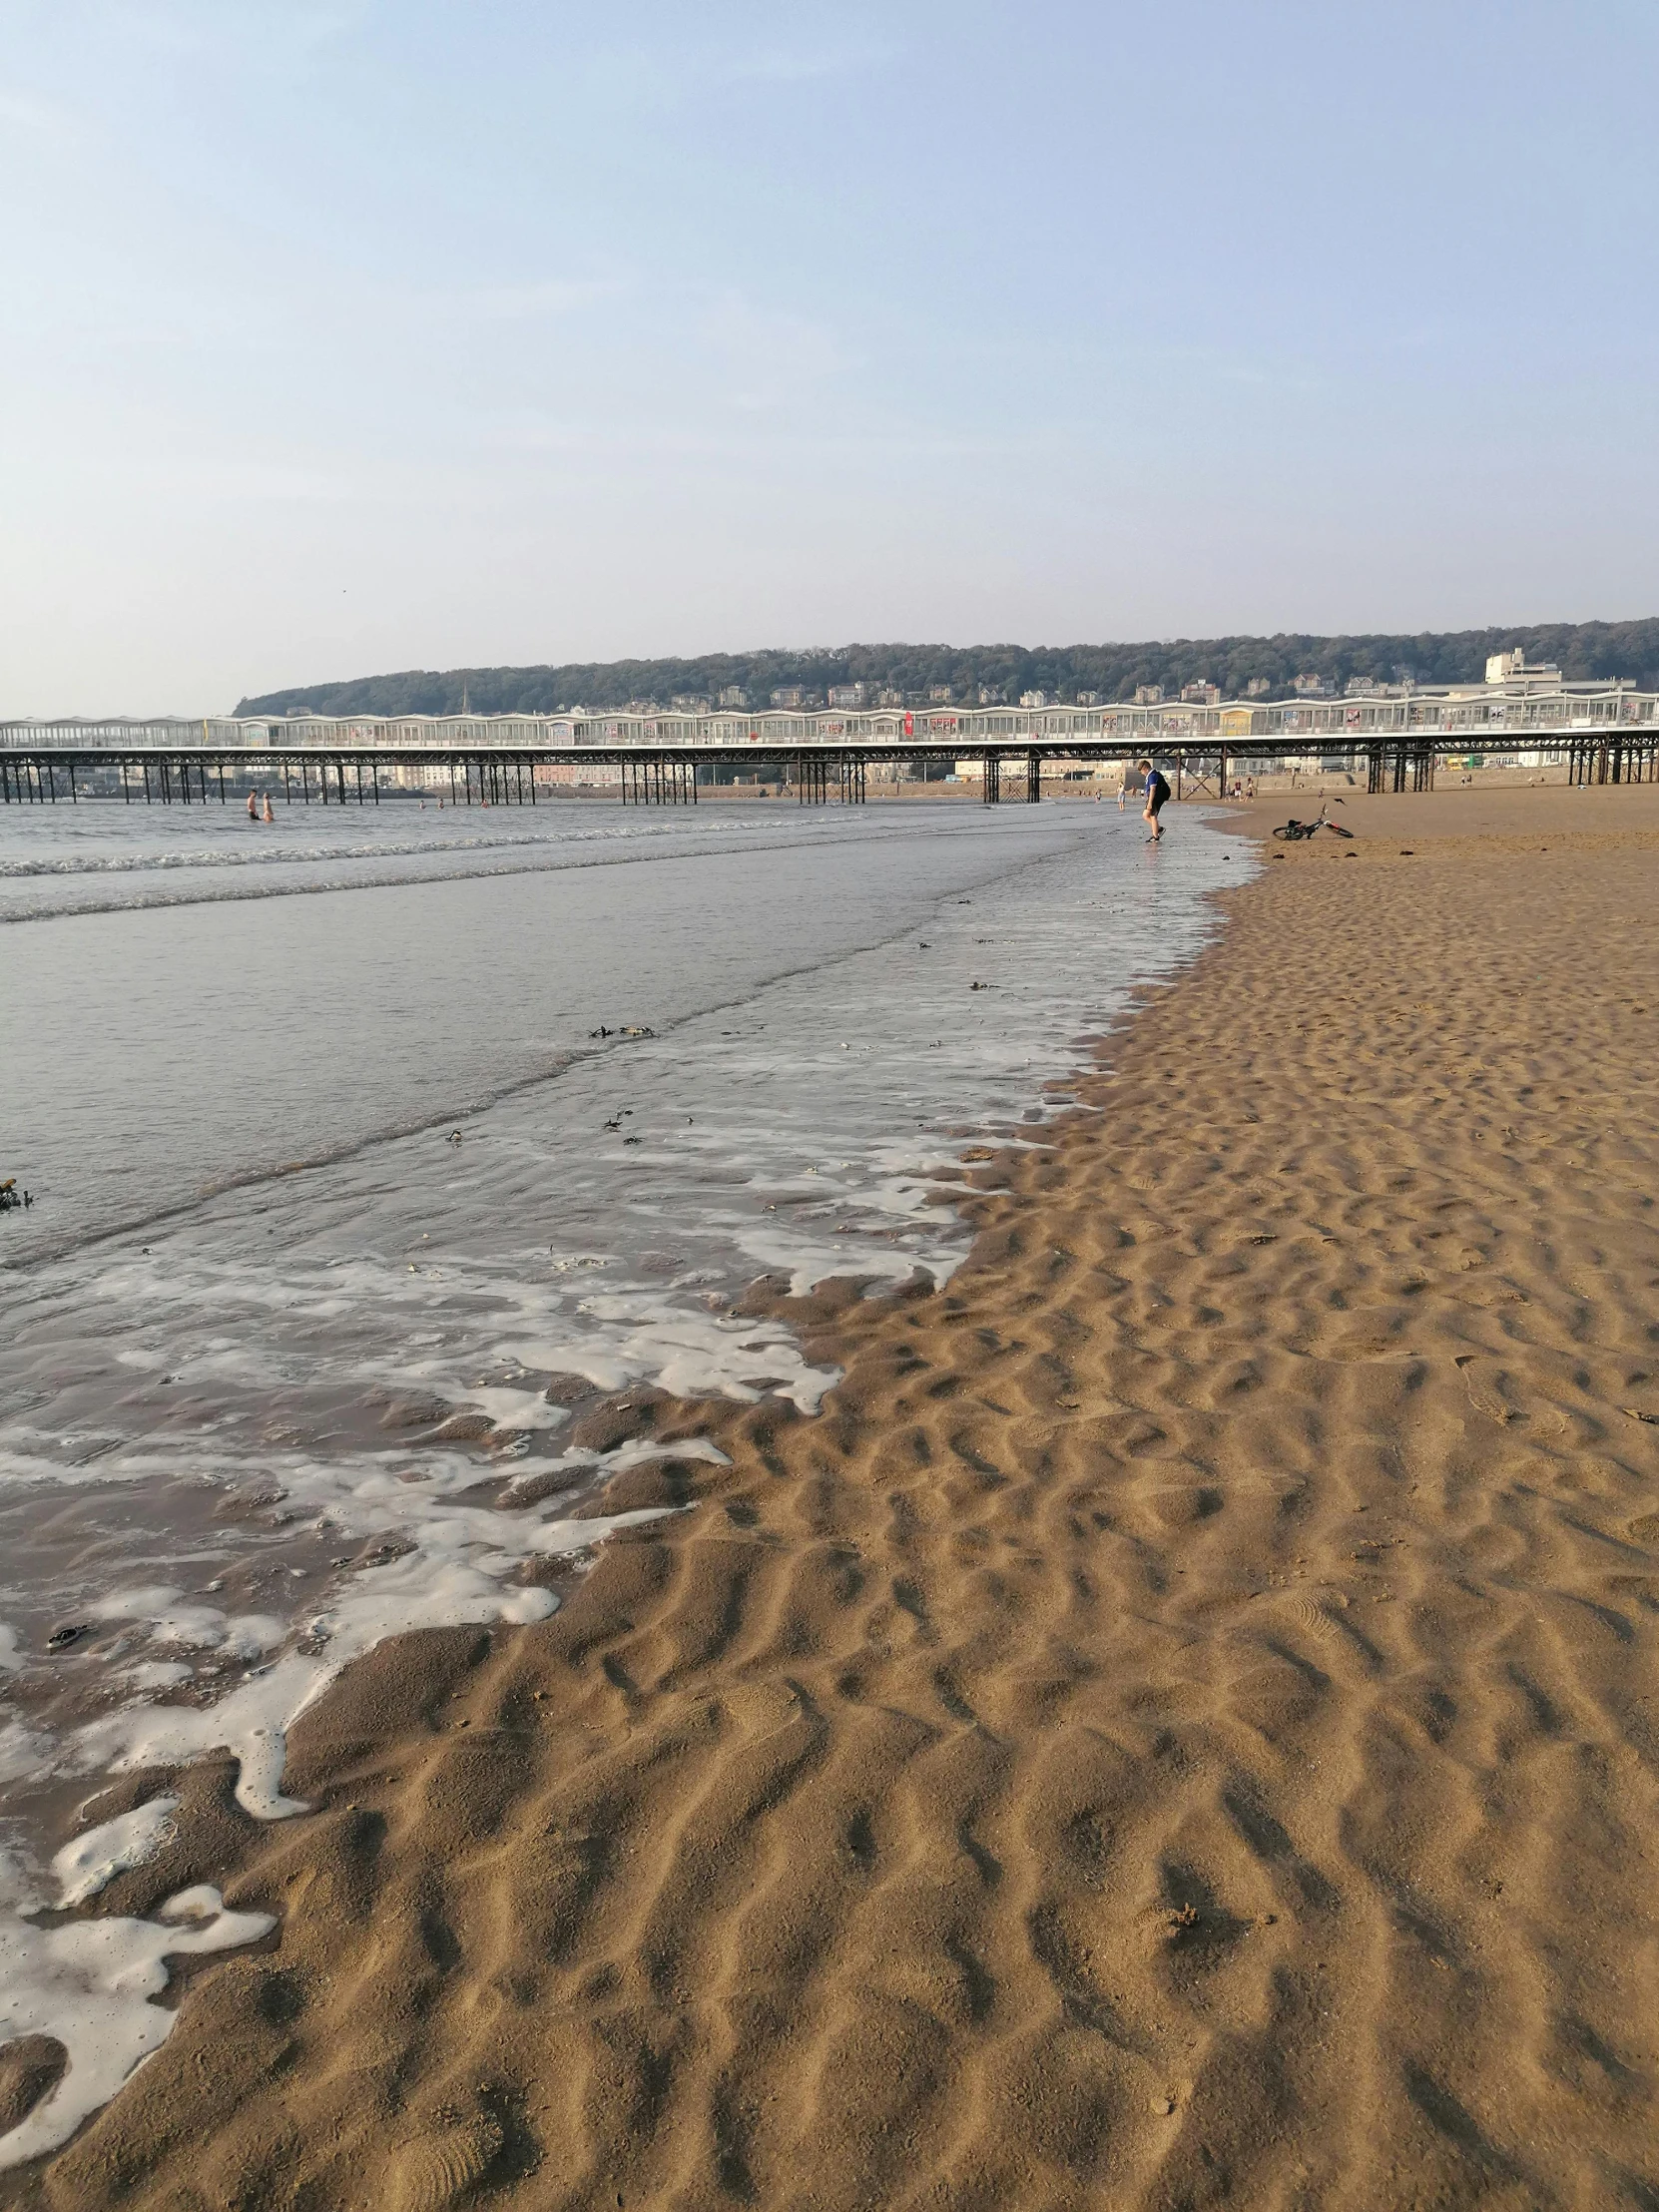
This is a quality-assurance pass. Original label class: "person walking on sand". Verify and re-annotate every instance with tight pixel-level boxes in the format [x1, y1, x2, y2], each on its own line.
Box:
[1139, 758, 1170, 841]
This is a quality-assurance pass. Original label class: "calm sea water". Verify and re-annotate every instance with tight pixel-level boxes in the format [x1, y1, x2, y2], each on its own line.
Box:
[0, 791, 1246, 2157]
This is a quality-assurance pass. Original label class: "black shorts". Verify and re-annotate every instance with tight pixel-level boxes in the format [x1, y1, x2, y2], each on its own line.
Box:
[1148, 793, 1167, 817]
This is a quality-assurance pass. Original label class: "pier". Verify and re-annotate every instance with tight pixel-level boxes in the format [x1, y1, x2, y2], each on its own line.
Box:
[3, 680, 1656, 805]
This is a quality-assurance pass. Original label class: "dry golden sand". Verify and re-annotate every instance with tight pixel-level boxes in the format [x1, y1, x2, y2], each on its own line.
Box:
[10, 786, 1659, 2211]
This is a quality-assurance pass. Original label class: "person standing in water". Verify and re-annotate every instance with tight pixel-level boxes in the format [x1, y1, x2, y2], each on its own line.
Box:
[262, 794, 275, 823]
[247, 791, 258, 820]
[1138, 758, 1171, 841]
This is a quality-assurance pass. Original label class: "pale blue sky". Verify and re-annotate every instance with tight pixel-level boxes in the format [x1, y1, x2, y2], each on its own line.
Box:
[3, 0, 1656, 712]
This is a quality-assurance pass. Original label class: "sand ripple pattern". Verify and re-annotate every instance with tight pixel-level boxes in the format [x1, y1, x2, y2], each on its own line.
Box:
[18, 823, 1659, 2209]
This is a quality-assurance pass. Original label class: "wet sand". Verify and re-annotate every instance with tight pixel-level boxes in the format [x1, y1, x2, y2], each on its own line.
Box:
[12, 783, 1659, 2209]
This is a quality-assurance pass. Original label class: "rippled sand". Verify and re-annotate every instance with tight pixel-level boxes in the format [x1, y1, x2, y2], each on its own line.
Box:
[15, 785, 1659, 2209]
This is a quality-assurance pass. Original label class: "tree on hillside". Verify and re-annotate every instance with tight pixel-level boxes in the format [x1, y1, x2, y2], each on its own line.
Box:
[235, 619, 1659, 719]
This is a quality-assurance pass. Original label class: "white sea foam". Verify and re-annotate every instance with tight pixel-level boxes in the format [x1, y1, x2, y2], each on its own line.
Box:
[0, 1460, 689, 2164]
[491, 1293, 837, 1411]
[0, 1886, 276, 2171]
[53, 1798, 180, 1909]
[0, 1719, 52, 1789]
[91, 1590, 286, 1659]
[71, 1481, 683, 1818]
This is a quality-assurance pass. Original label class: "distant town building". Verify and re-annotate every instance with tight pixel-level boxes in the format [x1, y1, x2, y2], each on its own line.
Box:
[1133, 684, 1163, 706]
[828, 682, 867, 709]
[1485, 649, 1562, 687]
[976, 685, 1000, 706]
[671, 694, 712, 714]
[1292, 673, 1333, 697]
[1246, 677, 1273, 697]
[878, 687, 906, 707]
[771, 686, 808, 709]
[1019, 690, 1048, 709]
[1344, 676, 1382, 697]
[717, 685, 749, 709]
[927, 685, 953, 705]
[1180, 681, 1220, 705]
[1076, 691, 1101, 707]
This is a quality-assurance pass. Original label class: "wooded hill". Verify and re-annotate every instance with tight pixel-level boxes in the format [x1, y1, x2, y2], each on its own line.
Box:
[237, 618, 1659, 719]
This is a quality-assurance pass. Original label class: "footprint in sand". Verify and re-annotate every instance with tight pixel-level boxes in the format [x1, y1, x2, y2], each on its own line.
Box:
[1321, 1334, 1412, 1363]
[388, 2114, 503, 2212]
[1287, 1596, 1334, 1637]
[1455, 1358, 1523, 1424]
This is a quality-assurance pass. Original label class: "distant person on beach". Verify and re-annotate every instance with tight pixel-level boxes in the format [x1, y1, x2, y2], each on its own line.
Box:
[1139, 759, 1170, 841]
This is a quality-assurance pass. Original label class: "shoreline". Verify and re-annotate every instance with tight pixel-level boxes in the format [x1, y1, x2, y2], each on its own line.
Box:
[9, 785, 1659, 2206]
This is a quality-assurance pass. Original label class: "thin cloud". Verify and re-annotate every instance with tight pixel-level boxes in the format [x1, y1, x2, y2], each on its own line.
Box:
[0, 87, 87, 144]
[445, 276, 633, 322]
[574, 29, 898, 109]
[714, 39, 898, 85]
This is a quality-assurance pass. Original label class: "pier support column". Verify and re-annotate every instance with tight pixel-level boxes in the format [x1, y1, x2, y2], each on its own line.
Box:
[982, 753, 1000, 804]
[1026, 750, 1040, 803]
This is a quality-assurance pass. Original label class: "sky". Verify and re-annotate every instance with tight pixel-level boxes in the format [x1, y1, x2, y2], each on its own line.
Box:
[2, 0, 1657, 714]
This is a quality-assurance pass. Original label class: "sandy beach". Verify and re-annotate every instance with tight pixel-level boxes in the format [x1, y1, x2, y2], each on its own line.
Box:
[11, 783, 1659, 2209]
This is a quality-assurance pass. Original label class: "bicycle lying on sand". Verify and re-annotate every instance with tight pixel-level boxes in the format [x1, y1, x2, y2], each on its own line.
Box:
[1272, 803, 1355, 842]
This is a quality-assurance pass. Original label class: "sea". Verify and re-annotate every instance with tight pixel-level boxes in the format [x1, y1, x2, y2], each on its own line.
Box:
[0, 788, 1245, 2162]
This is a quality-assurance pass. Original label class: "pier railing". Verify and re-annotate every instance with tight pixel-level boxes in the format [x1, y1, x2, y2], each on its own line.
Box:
[1, 684, 1653, 758]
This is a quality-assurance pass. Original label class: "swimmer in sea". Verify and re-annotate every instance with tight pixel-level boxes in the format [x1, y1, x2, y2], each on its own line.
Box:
[263, 794, 274, 823]
[247, 792, 258, 820]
